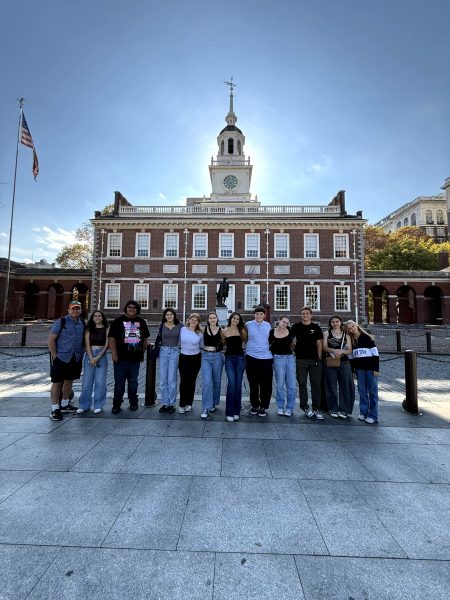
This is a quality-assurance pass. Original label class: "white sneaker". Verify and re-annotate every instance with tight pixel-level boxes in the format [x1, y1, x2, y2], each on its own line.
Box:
[314, 410, 324, 420]
[209, 407, 216, 412]
[304, 408, 314, 418]
[358, 414, 366, 421]
[178, 407, 186, 414]
[233, 415, 240, 421]
[76, 408, 85, 414]
[338, 412, 347, 419]
[365, 417, 377, 424]
[200, 410, 208, 419]
[184, 405, 192, 412]
[226, 416, 234, 422]
[330, 411, 339, 418]
[93, 408, 102, 414]
[285, 409, 293, 417]
[277, 408, 285, 416]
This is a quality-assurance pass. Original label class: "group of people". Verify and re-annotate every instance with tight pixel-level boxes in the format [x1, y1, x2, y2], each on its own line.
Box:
[48, 300, 380, 425]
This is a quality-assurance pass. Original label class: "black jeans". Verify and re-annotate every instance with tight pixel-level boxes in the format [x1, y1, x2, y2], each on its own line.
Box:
[179, 353, 201, 407]
[245, 355, 273, 410]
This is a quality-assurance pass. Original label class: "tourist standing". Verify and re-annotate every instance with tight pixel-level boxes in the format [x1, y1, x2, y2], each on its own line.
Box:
[158, 309, 183, 414]
[322, 316, 353, 418]
[290, 307, 324, 419]
[77, 310, 109, 414]
[346, 320, 380, 424]
[178, 313, 202, 413]
[108, 300, 150, 414]
[48, 300, 85, 421]
[200, 311, 225, 419]
[223, 312, 248, 423]
[270, 316, 296, 417]
[246, 306, 273, 417]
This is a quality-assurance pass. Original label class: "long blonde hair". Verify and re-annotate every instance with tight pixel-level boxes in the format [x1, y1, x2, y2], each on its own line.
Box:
[186, 313, 203, 334]
[344, 320, 374, 341]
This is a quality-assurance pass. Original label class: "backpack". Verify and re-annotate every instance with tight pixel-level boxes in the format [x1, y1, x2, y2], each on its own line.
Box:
[55, 316, 87, 347]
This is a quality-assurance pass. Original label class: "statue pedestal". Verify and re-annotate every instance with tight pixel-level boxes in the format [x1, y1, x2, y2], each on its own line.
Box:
[215, 305, 229, 327]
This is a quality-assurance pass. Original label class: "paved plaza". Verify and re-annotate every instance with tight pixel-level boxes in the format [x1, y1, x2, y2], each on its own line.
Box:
[0, 349, 449, 599]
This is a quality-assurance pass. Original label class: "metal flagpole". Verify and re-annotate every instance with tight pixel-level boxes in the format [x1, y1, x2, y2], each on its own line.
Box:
[2, 98, 24, 323]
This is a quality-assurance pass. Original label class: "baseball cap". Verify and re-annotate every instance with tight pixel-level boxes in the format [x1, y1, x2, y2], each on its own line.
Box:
[69, 301, 82, 308]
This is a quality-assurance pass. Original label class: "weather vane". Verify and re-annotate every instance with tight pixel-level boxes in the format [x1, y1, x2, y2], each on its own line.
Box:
[224, 77, 237, 93]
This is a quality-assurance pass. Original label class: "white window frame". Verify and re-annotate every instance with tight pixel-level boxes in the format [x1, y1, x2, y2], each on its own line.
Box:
[107, 233, 122, 257]
[244, 284, 261, 310]
[134, 283, 149, 309]
[333, 234, 349, 258]
[304, 233, 319, 258]
[164, 233, 179, 258]
[334, 285, 351, 312]
[436, 210, 444, 225]
[274, 233, 289, 258]
[163, 284, 178, 309]
[425, 210, 433, 224]
[192, 284, 207, 310]
[304, 285, 320, 311]
[105, 283, 120, 309]
[193, 233, 208, 258]
[135, 233, 150, 257]
[245, 233, 260, 258]
[274, 285, 290, 311]
[219, 233, 234, 258]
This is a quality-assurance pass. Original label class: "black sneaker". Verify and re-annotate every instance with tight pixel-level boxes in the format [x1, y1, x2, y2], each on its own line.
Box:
[159, 405, 169, 413]
[59, 402, 78, 413]
[50, 408, 63, 421]
[250, 407, 259, 416]
[258, 408, 267, 417]
[167, 405, 176, 414]
[129, 403, 139, 411]
[112, 406, 121, 414]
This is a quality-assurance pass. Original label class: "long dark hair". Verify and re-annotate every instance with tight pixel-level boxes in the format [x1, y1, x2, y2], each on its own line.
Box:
[328, 315, 343, 336]
[161, 307, 180, 325]
[227, 312, 245, 333]
[87, 310, 108, 334]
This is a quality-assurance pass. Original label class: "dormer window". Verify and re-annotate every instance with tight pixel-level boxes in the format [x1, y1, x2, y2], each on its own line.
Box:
[228, 138, 234, 154]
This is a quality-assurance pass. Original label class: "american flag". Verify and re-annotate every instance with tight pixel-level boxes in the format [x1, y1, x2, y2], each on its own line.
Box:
[20, 112, 39, 179]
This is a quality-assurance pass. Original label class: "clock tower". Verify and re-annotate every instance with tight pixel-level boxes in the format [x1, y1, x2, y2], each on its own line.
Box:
[208, 79, 255, 204]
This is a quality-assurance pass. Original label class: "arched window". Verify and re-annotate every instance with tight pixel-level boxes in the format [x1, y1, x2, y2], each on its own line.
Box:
[228, 138, 234, 154]
[426, 209, 433, 224]
[237, 140, 242, 154]
[403, 217, 408, 226]
[411, 213, 416, 226]
[396, 221, 402, 229]
[436, 209, 444, 224]
[220, 140, 224, 155]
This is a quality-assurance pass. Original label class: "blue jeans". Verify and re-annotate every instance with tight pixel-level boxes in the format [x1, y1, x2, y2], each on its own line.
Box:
[355, 369, 379, 420]
[324, 360, 354, 414]
[225, 354, 246, 417]
[113, 360, 141, 407]
[201, 351, 224, 411]
[78, 349, 108, 410]
[273, 354, 296, 411]
[159, 346, 180, 406]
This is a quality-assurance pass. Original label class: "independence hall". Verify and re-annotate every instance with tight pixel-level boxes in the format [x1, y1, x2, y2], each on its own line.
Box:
[91, 89, 366, 324]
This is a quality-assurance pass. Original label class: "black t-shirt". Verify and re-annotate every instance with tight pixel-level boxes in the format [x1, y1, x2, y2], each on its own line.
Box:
[290, 322, 323, 360]
[108, 316, 150, 362]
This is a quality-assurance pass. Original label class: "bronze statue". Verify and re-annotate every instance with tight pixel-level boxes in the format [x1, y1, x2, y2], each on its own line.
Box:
[216, 277, 229, 307]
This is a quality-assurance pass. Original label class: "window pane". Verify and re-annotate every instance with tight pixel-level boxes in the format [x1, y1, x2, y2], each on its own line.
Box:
[194, 234, 207, 257]
[275, 285, 289, 310]
[304, 285, 319, 310]
[304, 234, 318, 258]
[165, 234, 179, 257]
[245, 285, 260, 310]
[246, 233, 259, 258]
[275, 234, 288, 258]
[334, 234, 349, 258]
[136, 234, 150, 257]
[192, 284, 207, 309]
[105, 284, 120, 308]
[163, 284, 177, 308]
[108, 234, 122, 257]
[220, 234, 233, 258]
[134, 284, 149, 309]
[335, 286, 350, 311]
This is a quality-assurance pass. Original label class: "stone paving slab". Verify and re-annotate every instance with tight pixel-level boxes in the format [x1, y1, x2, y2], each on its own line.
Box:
[220, 438, 272, 478]
[0, 470, 37, 502]
[295, 555, 450, 600]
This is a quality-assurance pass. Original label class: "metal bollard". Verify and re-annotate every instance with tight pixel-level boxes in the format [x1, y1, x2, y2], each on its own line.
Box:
[143, 344, 158, 407]
[21, 326, 27, 347]
[426, 331, 432, 353]
[401, 350, 422, 416]
[396, 330, 402, 352]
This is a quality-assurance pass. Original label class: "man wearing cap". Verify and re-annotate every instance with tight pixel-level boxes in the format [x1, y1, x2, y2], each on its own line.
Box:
[108, 300, 150, 414]
[48, 301, 85, 421]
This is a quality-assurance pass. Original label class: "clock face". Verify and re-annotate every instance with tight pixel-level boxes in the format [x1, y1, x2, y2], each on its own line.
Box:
[223, 174, 238, 190]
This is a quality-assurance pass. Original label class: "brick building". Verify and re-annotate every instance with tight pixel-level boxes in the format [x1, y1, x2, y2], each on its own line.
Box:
[91, 89, 366, 325]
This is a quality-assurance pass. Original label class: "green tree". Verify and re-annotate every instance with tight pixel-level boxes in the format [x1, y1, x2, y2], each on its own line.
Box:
[55, 204, 113, 269]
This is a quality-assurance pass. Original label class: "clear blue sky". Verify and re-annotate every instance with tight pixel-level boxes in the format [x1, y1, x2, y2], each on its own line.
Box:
[1, 0, 449, 263]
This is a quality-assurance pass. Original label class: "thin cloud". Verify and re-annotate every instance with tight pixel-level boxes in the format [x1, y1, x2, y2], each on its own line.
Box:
[32, 226, 77, 251]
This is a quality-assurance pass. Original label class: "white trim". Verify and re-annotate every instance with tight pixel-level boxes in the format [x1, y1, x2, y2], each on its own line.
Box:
[333, 234, 349, 258]
[133, 283, 149, 309]
[107, 233, 122, 257]
[164, 233, 179, 258]
[191, 283, 207, 310]
[334, 285, 351, 312]
[245, 233, 260, 258]
[193, 233, 208, 258]
[244, 284, 261, 310]
[163, 283, 178, 309]
[219, 232, 234, 258]
[105, 283, 120, 309]
[274, 284, 290, 311]
[274, 233, 289, 258]
[135, 233, 150, 257]
[304, 233, 319, 258]
[304, 284, 320, 311]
